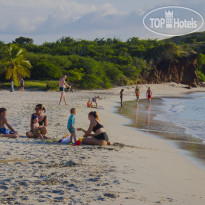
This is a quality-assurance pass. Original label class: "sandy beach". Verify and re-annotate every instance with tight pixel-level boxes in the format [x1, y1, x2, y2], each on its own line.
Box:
[0, 83, 205, 205]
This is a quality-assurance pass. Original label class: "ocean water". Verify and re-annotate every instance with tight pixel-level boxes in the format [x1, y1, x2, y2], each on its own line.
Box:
[117, 92, 205, 168]
[155, 92, 205, 142]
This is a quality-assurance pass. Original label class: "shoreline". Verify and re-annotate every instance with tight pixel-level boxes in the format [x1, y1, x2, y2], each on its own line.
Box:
[105, 84, 205, 204]
[115, 93, 205, 170]
[0, 83, 205, 204]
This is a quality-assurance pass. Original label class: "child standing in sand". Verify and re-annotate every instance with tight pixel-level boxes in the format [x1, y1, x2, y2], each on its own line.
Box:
[146, 87, 152, 103]
[67, 108, 77, 143]
[120, 89, 124, 107]
[0, 108, 18, 138]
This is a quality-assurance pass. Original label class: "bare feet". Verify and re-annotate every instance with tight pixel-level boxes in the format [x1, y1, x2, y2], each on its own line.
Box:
[43, 136, 50, 140]
[0, 133, 18, 138]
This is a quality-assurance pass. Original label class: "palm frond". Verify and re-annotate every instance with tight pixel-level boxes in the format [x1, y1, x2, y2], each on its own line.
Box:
[5, 69, 12, 80]
[0, 44, 32, 85]
[16, 48, 24, 57]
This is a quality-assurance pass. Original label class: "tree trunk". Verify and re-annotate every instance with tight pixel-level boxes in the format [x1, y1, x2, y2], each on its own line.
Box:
[10, 74, 14, 92]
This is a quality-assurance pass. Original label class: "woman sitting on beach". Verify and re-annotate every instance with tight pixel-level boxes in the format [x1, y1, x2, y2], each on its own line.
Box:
[26, 104, 48, 139]
[78, 111, 111, 146]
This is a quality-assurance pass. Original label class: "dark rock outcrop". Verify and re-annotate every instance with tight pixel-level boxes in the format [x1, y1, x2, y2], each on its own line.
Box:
[147, 52, 199, 86]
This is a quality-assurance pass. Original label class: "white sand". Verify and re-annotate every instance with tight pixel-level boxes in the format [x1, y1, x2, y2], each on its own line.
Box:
[0, 83, 205, 205]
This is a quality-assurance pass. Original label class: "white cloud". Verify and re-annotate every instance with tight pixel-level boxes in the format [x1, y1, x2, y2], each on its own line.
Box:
[0, 0, 204, 43]
[16, 17, 46, 32]
[98, 3, 119, 17]
[51, 0, 97, 22]
[0, 0, 98, 33]
[0, 0, 57, 8]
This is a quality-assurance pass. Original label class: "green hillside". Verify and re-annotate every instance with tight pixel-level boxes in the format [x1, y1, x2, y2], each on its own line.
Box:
[0, 32, 205, 90]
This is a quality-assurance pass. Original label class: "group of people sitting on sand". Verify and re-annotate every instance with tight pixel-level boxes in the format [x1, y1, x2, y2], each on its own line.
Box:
[0, 74, 110, 145]
[0, 74, 152, 146]
[0, 104, 111, 146]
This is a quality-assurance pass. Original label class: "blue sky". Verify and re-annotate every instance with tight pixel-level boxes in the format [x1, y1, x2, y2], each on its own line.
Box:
[0, 0, 204, 44]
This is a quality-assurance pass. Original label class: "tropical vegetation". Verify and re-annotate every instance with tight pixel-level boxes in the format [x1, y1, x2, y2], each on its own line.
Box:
[0, 44, 32, 91]
[0, 32, 205, 90]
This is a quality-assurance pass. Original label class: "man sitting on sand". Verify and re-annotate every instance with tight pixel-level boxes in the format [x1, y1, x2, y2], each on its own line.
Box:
[59, 75, 70, 105]
[0, 108, 18, 138]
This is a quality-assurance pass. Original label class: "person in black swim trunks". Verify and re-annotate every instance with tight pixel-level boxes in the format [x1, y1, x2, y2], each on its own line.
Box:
[26, 104, 48, 139]
[78, 111, 111, 146]
[120, 89, 124, 107]
[59, 75, 70, 105]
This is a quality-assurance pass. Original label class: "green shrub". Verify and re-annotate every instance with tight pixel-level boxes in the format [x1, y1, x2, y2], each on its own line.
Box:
[197, 70, 205, 82]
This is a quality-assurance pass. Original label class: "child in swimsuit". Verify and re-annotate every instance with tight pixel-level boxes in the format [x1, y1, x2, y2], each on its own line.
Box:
[67, 108, 77, 143]
[0, 108, 18, 138]
[30, 114, 47, 138]
[31, 116, 40, 134]
[146, 87, 152, 103]
[87, 99, 92, 108]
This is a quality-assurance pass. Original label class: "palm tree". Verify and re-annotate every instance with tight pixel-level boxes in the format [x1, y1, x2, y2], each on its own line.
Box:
[0, 44, 32, 92]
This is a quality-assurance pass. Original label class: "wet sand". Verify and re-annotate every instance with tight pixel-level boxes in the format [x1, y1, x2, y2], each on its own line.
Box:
[117, 97, 205, 169]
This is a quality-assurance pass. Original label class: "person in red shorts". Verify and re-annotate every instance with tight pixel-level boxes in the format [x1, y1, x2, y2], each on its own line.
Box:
[146, 87, 152, 104]
[135, 86, 140, 103]
[20, 78, 24, 91]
